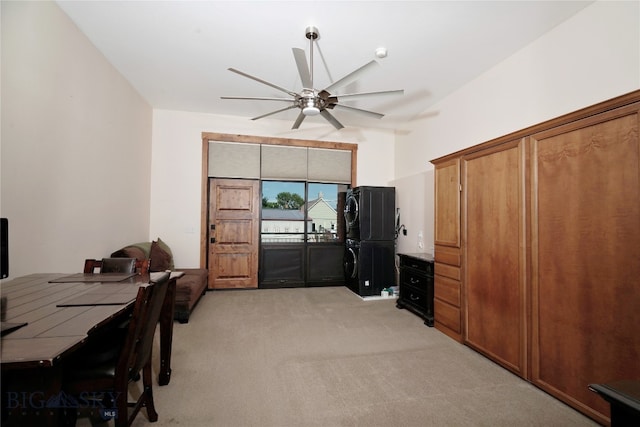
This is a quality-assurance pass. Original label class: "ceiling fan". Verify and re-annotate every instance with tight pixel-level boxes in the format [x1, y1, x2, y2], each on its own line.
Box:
[221, 26, 404, 130]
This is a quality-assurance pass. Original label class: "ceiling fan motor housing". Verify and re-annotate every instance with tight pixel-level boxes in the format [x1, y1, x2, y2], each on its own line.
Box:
[299, 89, 322, 116]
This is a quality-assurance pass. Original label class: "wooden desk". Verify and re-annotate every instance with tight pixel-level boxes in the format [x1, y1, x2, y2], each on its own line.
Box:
[0, 272, 176, 425]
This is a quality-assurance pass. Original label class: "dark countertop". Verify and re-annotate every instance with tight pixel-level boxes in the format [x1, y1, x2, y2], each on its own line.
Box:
[589, 380, 640, 411]
[398, 252, 434, 263]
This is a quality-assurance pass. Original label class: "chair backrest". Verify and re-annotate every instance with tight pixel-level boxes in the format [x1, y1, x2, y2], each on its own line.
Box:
[83, 258, 150, 275]
[102, 258, 137, 273]
[118, 272, 170, 378]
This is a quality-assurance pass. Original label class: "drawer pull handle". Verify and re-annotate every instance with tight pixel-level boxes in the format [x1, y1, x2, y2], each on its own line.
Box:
[410, 277, 420, 284]
[410, 293, 420, 301]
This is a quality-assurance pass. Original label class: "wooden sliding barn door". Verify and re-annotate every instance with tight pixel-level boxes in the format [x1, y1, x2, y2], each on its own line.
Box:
[463, 140, 527, 377]
[530, 104, 640, 422]
[208, 178, 259, 289]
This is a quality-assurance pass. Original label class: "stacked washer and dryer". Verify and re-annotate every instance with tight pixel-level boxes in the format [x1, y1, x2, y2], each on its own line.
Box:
[343, 186, 396, 297]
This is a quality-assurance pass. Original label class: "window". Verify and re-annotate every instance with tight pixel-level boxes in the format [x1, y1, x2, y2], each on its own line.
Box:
[261, 181, 306, 243]
[307, 183, 346, 243]
[261, 181, 347, 243]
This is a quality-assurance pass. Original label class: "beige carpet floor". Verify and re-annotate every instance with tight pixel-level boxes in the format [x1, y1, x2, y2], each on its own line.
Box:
[85, 286, 598, 427]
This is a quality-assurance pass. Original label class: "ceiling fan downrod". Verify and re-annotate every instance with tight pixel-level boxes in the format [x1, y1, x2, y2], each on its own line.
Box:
[305, 26, 318, 89]
[302, 26, 320, 115]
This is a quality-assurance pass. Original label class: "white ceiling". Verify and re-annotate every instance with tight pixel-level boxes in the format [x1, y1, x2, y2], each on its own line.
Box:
[56, 0, 593, 132]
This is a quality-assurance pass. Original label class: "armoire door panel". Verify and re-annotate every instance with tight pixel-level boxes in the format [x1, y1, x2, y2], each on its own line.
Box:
[434, 159, 461, 247]
[463, 140, 526, 376]
[531, 107, 640, 423]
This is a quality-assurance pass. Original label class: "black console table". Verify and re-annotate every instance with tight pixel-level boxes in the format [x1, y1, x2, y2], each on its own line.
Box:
[396, 253, 434, 326]
[589, 380, 640, 426]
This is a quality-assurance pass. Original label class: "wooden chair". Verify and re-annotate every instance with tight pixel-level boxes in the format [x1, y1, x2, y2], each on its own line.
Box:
[60, 272, 170, 427]
[84, 258, 150, 275]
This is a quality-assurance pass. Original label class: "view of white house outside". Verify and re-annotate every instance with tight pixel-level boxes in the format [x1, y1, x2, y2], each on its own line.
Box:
[261, 181, 346, 243]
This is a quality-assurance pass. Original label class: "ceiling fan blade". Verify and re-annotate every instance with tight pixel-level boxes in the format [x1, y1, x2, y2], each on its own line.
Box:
[334, 104, 384, 119]
[221, 96, 294, 102]
[292, 112, 306, 129]
[292, 48, 312, 89]
[320, 110, 344, 130]
[251, 105, 298, 121]
[228, 68, 297, 97]
[323, 60, 379, 94]
[336, 89, 404, 99]
[317, 90, 338, 108]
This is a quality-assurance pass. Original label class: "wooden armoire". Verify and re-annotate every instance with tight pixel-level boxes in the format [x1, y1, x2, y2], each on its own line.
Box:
[431, 90, 640, 425]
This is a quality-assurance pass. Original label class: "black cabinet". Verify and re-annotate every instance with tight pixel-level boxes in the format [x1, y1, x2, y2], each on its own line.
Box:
[397, 253, 434, 326]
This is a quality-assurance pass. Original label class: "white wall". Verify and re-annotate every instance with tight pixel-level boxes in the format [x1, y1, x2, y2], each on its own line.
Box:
[0, 1, 152, 278]
[150, 110, 395, 267]
[393, 0, 640, 255]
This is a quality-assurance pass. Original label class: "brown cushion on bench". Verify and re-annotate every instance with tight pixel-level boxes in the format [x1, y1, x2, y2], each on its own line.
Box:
[175, 269, 208, 310]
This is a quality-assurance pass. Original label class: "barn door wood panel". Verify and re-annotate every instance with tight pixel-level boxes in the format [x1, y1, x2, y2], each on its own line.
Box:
[463, 139, 527, 377]
[531, 104, 640, 424]
[208, 178, 259, 289]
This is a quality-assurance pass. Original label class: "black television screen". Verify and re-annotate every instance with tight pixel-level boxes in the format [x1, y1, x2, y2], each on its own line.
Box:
[1, 218, 8, 279]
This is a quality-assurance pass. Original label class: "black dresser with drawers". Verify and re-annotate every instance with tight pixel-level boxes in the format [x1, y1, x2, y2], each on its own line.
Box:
[396, 253, 435, 326]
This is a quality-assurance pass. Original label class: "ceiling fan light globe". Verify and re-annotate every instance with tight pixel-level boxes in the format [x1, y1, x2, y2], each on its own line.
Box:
[303, 106, 320, 116]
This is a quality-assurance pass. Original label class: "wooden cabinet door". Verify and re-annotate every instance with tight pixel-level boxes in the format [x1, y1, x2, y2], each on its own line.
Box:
[208, 178, 259, 289]
[531, 104, 640, 424]
[463, 140, 527, 377]
[434, 158, 461, 247]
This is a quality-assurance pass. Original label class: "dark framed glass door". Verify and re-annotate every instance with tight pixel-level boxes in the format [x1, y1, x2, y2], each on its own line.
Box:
[259, 181, 348, 288]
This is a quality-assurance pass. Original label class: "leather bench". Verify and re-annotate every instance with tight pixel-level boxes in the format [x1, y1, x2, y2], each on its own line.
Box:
[173, 268, 208, 323]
